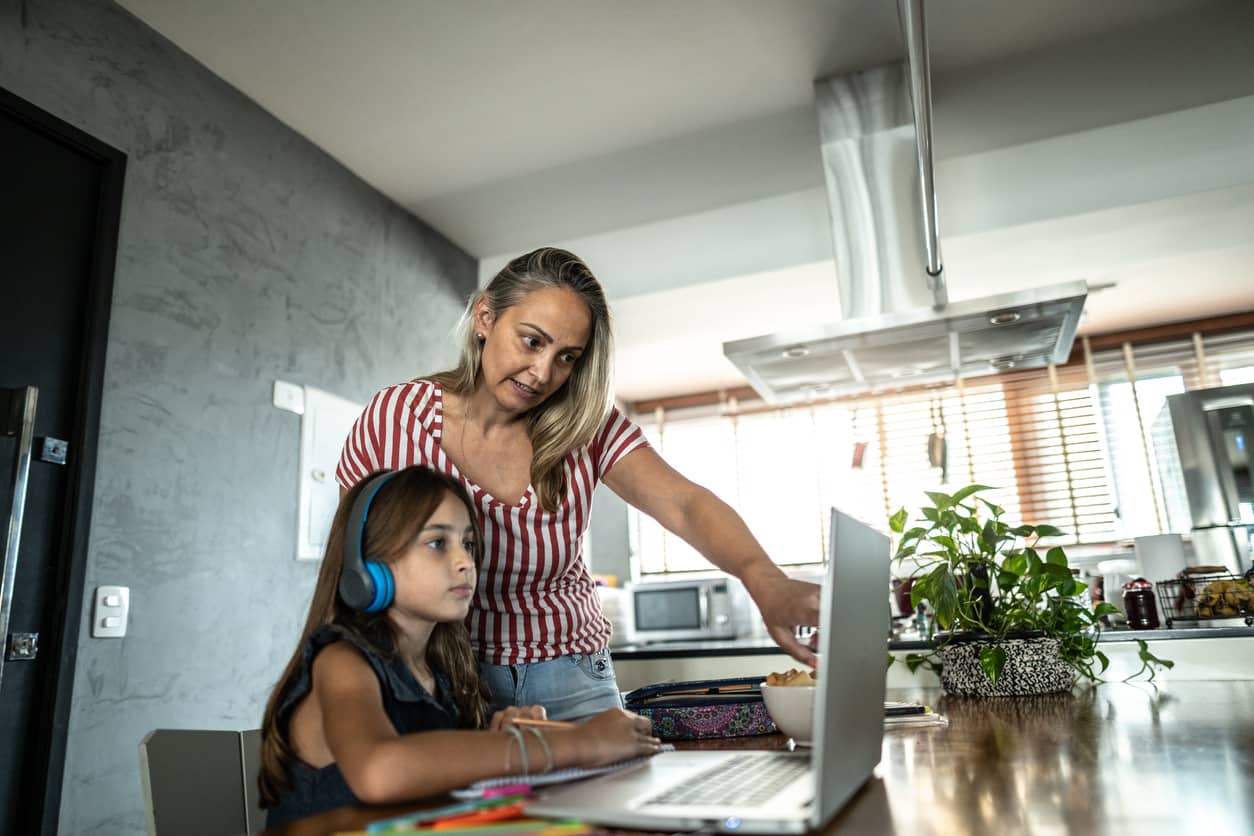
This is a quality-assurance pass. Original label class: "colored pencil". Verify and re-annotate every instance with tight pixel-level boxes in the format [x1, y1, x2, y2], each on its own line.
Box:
[508, 718, 576, 730]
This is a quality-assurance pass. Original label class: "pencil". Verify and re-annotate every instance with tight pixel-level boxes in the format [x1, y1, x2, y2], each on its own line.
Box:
[508, 717, 577, 730]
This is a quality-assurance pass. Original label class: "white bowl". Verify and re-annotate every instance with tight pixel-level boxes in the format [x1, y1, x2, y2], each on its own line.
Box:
[760, 682, 815, 743]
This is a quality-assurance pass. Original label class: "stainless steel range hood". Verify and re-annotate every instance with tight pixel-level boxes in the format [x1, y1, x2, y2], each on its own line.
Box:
[723, 0, 1086, 404]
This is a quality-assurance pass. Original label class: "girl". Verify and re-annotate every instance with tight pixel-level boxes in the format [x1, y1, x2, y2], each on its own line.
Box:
[258, 465, 659, 827]
[336, 247, 821, 721]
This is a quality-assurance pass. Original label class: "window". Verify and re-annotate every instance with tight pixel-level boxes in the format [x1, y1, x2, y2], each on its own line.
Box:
[632, 414, 736, 574]
[1096, 375, 1187, 535]
[1220, 366, 1254, 386]
[626, 323, 1254, 578]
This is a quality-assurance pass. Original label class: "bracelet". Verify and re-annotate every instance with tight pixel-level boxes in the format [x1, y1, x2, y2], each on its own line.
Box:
[504, 725, 530, 776]
[503, 726, 515, 772]
[523, 726, 554, 774]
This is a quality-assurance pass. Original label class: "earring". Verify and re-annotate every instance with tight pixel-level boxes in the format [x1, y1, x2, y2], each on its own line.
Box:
[476, 332, 485, 342]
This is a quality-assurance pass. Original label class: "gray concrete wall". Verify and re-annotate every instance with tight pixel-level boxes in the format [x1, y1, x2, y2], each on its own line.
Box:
[0, 1, 477, 833]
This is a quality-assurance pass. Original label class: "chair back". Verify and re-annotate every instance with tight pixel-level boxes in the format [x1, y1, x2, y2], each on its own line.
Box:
[139, 729, 265, 835]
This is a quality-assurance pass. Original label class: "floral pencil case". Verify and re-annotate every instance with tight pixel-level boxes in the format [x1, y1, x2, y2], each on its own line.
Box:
[623, 676, 778, 741]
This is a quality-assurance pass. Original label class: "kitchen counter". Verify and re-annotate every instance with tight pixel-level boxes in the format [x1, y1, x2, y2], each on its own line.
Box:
[610, 624, 1254, 659]
[609, 626, 1254, 691]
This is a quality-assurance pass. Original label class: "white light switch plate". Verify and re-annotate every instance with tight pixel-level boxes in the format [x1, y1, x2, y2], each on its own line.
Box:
[92, 585, 130, 638]
[272, 380, 305, 414]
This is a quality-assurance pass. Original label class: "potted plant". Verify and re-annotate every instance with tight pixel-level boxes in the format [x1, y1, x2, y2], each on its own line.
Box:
[888, 485, 1171, 696]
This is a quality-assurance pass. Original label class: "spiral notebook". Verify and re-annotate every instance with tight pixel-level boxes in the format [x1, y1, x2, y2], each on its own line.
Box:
[451, 745, 676, 798]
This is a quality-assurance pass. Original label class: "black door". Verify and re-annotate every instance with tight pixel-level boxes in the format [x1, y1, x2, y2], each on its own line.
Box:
[0, 86, 124, 836]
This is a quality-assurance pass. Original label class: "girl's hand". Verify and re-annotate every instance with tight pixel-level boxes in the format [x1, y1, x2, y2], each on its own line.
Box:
[488, 704, 547, 731]
[574, 708, 661, 767]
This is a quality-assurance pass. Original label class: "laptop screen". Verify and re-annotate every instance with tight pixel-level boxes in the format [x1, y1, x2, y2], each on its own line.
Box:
[809, 508, 891, 828]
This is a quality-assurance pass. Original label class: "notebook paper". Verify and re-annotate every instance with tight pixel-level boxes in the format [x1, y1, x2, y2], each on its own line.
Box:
[451, 745, 676, 799]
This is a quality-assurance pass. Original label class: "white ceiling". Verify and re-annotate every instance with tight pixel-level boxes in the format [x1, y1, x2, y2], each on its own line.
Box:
[118, 0, 1254, 402]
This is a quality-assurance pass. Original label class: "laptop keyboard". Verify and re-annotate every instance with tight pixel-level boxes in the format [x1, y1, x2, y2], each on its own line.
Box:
[642, 753, 809, 808]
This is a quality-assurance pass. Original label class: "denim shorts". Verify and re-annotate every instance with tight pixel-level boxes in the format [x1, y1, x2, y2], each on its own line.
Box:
[478, 648, 624, 722]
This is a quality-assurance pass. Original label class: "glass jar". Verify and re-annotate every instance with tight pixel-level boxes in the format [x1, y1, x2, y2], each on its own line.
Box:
[1122, 578, 1160, 630]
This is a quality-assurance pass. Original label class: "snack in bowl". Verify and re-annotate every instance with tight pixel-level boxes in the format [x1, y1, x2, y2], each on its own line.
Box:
[765, 668, 818, 687]
[760, 668, 817, 742]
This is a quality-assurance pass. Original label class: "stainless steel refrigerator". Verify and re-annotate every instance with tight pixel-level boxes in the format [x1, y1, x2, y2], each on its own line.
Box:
[1167, 383, 1254, 574]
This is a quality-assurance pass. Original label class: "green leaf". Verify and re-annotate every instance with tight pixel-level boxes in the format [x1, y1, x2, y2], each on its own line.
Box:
[887, 653, 896, 669]
[1025, 549, 1043, 574]
[924, 490, 953, 510]
[1035, 524, 1066, 538]
[1038, 563, 1075, 593]
[909, 576, 932, 610]
[1041, 563, 1073, 581]
[932, 535, 959, 552]
[921, 507, 939, 522]
[981, 519, 1000, 552]
[1095, 651, 1110, 674]
[1045, 547, 1069, 567]
[977, 497, 1005, 518]
[1093, 602, 1120, 618]
[951, 484, 995, 504]
[889, 507, 908, 533]
[893, 544, 917, 560]
[929, 566, 960, 629]
[1010, 524, 1036, 537]
[956, 515, 982, 534]
[1003, 553, 1029, 576]
[1058, 610, 1086, 632]
[899, 526, 927, 545]
[979, 646, 1007, 683]
[905, 653, 927, 673]
[1137, 640, 1174, 670]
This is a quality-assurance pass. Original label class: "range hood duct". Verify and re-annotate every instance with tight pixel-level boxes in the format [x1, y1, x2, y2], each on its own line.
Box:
[723, 0, 1086, 404]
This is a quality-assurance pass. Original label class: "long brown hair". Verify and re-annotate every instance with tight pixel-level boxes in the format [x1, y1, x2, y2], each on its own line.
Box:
[257, 466, 489, 807]
[430, 247, 614, 511]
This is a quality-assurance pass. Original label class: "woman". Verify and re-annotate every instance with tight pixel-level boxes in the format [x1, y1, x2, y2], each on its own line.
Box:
[337, 247, 820, 720]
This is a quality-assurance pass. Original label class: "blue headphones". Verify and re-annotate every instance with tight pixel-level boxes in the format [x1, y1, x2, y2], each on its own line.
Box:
[339, 471, 398, 613]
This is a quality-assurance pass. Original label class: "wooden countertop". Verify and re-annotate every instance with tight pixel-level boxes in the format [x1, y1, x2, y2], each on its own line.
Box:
[260, 680, 1254, 835]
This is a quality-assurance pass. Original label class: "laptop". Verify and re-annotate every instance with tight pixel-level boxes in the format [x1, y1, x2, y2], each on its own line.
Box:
[526, 508, 890, 834]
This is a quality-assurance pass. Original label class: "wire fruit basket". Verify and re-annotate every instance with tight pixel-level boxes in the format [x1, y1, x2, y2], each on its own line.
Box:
[1155, 566, 1254, 628]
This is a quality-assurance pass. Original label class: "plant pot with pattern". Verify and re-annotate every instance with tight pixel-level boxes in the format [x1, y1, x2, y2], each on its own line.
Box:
[888, 485, 1172, 696]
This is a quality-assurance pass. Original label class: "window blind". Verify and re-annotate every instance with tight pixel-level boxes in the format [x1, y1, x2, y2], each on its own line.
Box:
[627, 324, 1254, 577]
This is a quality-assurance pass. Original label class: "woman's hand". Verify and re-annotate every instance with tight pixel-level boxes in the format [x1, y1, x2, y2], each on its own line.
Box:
[572, 708, 661, 767]
[488, 704, 547, 731]
[745, 572, 822, 669]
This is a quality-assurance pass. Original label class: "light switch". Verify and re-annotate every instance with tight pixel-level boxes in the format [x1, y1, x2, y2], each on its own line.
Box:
[92, 585, 130, 638]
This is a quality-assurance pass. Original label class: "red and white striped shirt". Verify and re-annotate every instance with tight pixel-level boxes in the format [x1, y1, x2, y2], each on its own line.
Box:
[335, 379, 649, 664]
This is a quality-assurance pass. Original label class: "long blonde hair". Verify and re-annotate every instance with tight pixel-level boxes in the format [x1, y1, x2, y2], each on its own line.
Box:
[430, 247, 613, 511]
[257, 467, 488, 807]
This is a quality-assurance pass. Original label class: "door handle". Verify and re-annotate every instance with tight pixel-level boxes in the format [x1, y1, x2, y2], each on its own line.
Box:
[1, 386, 37, 691]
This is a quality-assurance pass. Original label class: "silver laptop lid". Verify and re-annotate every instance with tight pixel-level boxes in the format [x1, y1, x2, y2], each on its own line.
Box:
[809, 508, 891, 829]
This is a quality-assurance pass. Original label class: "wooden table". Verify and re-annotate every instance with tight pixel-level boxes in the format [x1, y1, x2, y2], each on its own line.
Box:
[262, 681, 1254, 835]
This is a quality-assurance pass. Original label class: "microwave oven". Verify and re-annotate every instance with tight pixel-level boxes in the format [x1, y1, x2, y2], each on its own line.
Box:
[624, 578, 742, 644]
